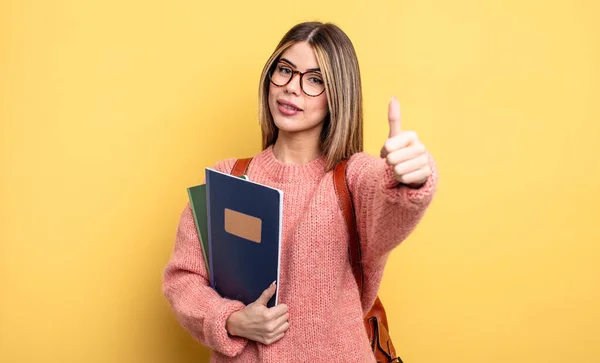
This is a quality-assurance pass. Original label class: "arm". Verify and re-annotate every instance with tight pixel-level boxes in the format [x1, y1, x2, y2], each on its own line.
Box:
[162, 203, 249, 357]
[346, 152, 438, 265]
[349, 97, 438, 265]
[162, 158, 289, 353]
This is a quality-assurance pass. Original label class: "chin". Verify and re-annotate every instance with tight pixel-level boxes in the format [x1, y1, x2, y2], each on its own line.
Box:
[272, 116, 302, 133]
[275, 119, 325, 137]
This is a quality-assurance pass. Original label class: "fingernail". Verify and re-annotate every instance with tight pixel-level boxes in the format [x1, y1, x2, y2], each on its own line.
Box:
[272, 281, 277, 286]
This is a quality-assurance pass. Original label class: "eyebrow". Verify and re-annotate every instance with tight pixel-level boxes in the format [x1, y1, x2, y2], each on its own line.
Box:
[279, 58, 321, 73]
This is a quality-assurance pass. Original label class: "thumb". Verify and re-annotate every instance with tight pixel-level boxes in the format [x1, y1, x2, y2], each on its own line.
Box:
[256, 281, 277, 306]
[388, 96, 402, 138]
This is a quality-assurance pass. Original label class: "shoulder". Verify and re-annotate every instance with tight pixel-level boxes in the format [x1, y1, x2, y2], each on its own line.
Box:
[346, 152, 387, 179]
[344, 151, 401, 193]
[347, 152, 382, 168]
[212, 158, 238, 174]
[212, 154, 260, 175]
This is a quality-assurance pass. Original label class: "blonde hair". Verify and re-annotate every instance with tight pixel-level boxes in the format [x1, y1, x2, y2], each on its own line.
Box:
[258, 22, 363, 171]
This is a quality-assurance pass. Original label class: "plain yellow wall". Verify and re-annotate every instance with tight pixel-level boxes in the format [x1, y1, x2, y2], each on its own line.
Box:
[1, 0, 599, 362]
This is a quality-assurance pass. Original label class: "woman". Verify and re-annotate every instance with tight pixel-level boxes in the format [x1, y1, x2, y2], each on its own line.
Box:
[162, 21, 438, 362]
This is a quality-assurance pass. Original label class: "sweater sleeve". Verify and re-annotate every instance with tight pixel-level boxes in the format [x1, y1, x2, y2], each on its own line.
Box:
[162, 158, 248, 357]
[346, 152, 438, 265]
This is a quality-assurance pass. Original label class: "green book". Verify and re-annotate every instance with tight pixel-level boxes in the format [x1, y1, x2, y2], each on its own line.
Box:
[187, 184, 210, 273]
[187, 176, 247, 277]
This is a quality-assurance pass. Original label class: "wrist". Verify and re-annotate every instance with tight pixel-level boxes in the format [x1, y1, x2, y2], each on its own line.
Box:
[226, 310, 242, 337]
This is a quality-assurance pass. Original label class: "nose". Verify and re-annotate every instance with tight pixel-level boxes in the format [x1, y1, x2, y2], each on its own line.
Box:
[284, 71, 302, 95]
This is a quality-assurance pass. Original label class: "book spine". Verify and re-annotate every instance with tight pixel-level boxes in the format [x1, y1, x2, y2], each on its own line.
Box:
[205, 173, 216, 288]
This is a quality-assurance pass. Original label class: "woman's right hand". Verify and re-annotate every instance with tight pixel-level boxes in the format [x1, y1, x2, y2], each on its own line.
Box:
[225, 282, 290, 345]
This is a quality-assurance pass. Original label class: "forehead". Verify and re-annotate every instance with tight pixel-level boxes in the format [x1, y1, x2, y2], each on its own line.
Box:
[279, 42, 319, 71]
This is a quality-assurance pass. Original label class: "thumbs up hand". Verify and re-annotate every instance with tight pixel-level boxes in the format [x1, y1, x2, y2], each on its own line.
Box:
[225, 282, 290, 345]
[380, 97, 431, 188]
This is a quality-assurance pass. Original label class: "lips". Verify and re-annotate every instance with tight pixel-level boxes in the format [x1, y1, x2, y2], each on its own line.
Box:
[277, 99, 302, 111]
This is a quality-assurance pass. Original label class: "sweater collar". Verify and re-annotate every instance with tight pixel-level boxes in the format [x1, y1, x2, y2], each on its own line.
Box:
[255, 145, 327, 182]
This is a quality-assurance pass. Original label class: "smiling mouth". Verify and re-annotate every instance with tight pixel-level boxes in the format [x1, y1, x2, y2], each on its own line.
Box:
[278, 101, 302, 111]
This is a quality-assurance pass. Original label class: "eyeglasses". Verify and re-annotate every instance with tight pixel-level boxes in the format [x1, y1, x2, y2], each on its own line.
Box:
[269, 60, 326, 97]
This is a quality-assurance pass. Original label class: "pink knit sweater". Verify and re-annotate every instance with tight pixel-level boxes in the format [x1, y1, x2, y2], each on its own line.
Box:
[162, 145, 437, 362]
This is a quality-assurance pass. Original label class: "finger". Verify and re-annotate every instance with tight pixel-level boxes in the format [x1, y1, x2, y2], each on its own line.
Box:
[266, 303, 288, 320]
[273, 321, 290, 336]
[256, 281, 277, 306]
[270, 312, 289, 332]
[264, 315, 290, 336]
[388, 96, 402, 138]
[383, 131, 418, 156]
[396, 165, 431, 185]
[393, 154, 429, 177]
[263, 332, 285, 346]
[385, 142, 426, 166]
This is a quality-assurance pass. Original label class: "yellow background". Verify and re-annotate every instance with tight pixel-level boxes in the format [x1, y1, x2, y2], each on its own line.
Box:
[1, 0, 599, 362]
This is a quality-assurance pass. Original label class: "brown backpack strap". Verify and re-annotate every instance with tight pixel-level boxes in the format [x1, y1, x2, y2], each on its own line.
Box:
[231, 158, 253, 177]
[334, 160, 402, 363]
[333, 159, 364, 295]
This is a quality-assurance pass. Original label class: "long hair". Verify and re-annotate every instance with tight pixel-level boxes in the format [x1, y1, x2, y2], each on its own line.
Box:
[258, 22, 363, 171]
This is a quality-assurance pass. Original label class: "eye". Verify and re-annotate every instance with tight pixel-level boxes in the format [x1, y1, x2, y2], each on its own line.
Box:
[306, 74, 324, 85]
[277, 65, 292, 75]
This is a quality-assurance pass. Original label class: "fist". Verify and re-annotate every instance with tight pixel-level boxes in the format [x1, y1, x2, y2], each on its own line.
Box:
[380, 97, 432, 187]
[226, 282, 290, 346]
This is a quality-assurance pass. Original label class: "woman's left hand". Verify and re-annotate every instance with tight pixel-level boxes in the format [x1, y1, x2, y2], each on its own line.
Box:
[380, 97, 432, 188]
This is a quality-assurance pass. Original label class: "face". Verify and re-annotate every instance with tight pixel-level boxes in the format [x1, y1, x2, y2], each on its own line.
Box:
[268, 42, 329, 139]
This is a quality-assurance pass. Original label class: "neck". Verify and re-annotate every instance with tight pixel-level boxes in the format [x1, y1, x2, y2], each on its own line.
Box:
[272, 132, 322, 165]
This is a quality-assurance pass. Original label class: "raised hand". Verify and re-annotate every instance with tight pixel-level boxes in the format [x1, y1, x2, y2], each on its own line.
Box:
[380, 97, 431, 187]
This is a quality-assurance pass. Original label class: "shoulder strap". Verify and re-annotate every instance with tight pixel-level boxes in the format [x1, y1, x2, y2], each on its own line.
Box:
[231, 158, 253, 177]
[333, 160, 364, 295]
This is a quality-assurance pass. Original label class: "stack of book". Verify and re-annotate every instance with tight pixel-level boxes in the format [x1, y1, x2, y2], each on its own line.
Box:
[187, 168, 283, 308]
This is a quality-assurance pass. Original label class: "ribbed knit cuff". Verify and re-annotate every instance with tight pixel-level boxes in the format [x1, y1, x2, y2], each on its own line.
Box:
[205, 298, 248, 357]
[382, 153, 438, 206]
